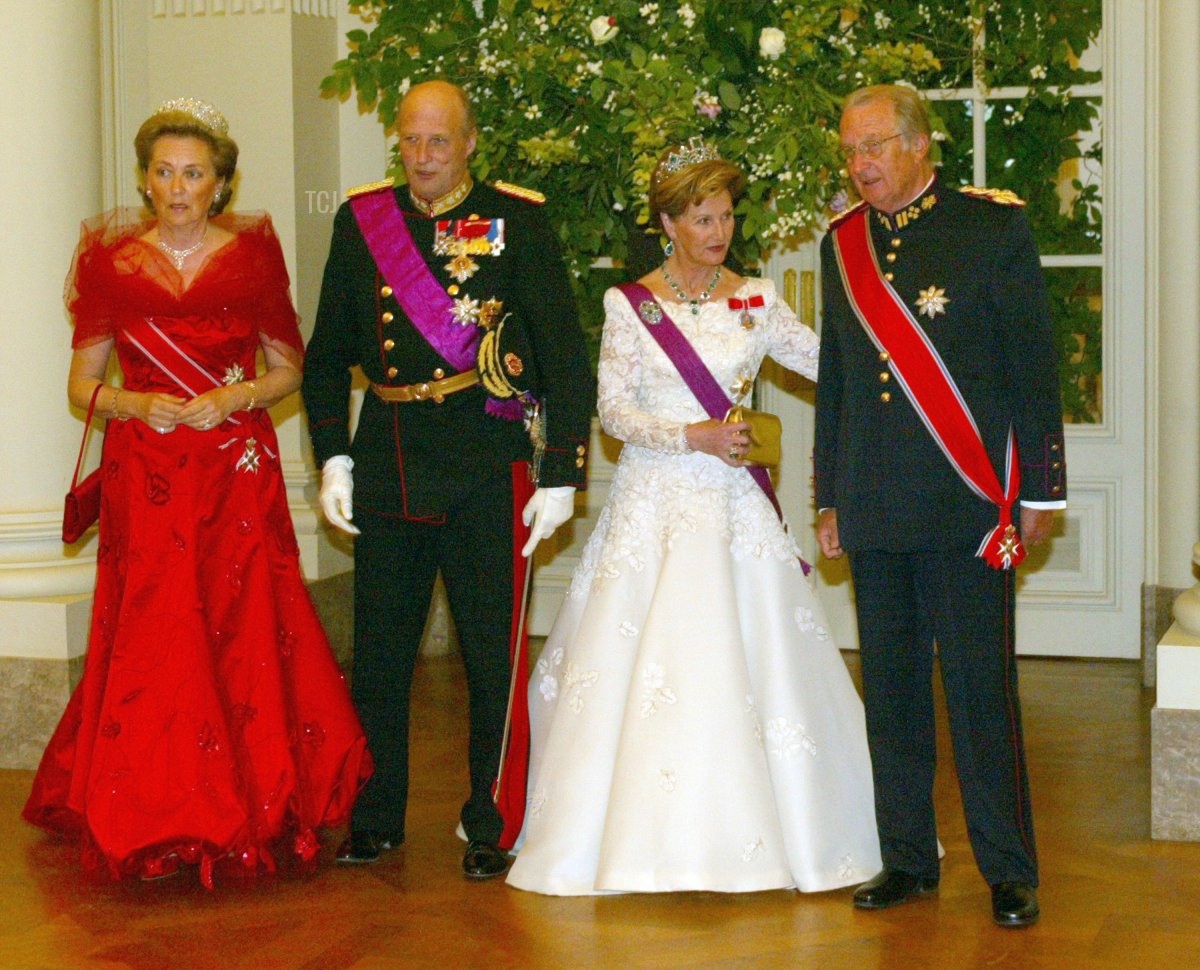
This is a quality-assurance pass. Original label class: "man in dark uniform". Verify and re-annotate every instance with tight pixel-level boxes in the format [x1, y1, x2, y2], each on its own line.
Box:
[814, 84, 1065, 927]
[303, 80, 593, 878]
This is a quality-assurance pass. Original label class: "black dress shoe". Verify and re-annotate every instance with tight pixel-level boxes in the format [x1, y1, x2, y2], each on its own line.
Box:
[991, 881, 1039, 927]
[853, 869, 939, 910]
[462, 840, 509, 880]
[336, 829, 404, 864]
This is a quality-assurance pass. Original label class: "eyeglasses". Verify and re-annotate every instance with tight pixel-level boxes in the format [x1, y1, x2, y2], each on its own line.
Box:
[839, 133, 903, 162]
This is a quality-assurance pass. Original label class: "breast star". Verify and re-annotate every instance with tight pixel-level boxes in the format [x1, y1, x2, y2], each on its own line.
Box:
[916, 285, 950, 319]
[451, 294, 481, 326]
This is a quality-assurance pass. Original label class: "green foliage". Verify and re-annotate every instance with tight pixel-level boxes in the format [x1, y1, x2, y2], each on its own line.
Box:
[329, 0, 1102, 418]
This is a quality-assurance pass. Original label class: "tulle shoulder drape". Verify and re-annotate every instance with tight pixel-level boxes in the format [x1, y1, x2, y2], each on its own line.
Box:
[65, 209, 304, 356]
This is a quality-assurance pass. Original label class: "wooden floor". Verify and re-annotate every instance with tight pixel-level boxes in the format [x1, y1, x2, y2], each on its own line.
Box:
[3, 654, 1198, 970]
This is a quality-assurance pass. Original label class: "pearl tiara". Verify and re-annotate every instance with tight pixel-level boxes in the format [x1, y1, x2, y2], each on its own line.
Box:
[660, 136, 721, 177]
[156, 97, 229, 135]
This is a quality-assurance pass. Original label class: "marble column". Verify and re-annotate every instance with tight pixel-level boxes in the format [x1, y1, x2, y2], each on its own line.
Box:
[0, 2, 105, 768]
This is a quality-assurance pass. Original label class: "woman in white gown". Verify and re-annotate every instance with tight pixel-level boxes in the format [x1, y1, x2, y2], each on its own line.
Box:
[506, 142, 882, 895]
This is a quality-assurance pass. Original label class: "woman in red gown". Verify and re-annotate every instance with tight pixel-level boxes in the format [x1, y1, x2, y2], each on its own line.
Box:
[23, 98, 372, 888]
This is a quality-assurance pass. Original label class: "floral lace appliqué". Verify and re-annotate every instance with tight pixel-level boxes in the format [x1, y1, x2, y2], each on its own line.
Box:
[563, 663, 599, 713]
[639, 663, 677, 718]
[659, 769, 677, 792]
[742, 837, 765, 862]
[765, 716, 817, 759]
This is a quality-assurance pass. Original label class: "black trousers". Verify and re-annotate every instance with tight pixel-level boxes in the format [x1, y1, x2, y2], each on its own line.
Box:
[848, 547, 1038, 886]
[350, 469, 515, 844]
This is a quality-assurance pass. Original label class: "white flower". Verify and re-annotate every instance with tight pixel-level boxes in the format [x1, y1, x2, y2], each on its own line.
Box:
[679, 3, 696, 28]
[874, 11, 892, 29]
[1029, 64, 1047, 80]
[523, 104, 543, 120]
[758, 26, 786, 60]
[539, 674, 558, 701]
[589, 15, 619, 45]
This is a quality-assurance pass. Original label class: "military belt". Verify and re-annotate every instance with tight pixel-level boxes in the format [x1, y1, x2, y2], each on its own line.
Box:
[371, 368, 480, 404]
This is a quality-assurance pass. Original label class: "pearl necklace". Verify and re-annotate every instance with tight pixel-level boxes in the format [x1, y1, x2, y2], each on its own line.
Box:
[661, 264, 722, 316]
[157, 233, 206, 270]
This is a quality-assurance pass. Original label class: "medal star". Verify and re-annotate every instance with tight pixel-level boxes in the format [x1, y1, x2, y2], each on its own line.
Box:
[478, 298, 504, 330]
[451, 294, 481, 326]
[222, 363, 245, 386]
[445, 253, 479, 283]
[916, 285, 950, 319]
[235, 437, 260, 474]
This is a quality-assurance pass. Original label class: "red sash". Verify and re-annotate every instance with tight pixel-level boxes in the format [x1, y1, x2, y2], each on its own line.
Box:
[831, 208, 1025, 570]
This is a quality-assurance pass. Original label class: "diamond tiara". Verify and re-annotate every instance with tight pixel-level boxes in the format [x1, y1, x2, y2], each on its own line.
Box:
[660, 136, 721, 177]
[156, 97, 229, 135]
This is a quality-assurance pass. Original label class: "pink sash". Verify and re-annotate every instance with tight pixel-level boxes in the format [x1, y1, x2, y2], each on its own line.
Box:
[831, 208, 1024, 569]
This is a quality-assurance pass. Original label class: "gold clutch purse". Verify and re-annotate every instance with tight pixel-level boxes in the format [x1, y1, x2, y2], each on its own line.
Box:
[724, 406, 781, 468]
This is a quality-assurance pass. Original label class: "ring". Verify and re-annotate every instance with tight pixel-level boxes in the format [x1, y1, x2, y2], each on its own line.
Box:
[727, 448, 738, 461]
[201, 420, 210, 429]
[157, 428, 166, 434]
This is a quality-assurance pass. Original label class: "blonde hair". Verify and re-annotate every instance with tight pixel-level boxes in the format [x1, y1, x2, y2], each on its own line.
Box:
[134, 110, 239, 214]
[649, 148, 746, 224]
[842, 84, 932, 143]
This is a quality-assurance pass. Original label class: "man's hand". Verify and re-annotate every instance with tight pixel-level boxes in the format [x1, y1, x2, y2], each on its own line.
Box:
[1020, 507, 1055, 548]
[320, 455, 361, 535]
[521, 486, 576, 557]
[817, 508, 843, 559]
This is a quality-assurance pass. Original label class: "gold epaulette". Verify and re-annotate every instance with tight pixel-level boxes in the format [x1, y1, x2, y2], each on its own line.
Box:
[492, 180, 546, 205]
[827, 199, 869, 231]
[346, 177, 395, 198]
[959, 185, 1026, 207]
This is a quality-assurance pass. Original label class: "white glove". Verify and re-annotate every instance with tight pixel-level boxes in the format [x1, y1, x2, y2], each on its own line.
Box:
[320, 454, 361, 536]
[521, 486, 576, 557]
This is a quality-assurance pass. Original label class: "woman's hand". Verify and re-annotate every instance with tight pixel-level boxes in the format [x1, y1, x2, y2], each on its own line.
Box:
[133, 391, 187, 433]
[176, 384, 250, 431]
[686, 417, 751, 467]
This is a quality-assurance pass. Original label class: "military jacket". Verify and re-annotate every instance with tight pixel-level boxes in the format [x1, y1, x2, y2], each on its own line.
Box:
[814, 179, 1066, 551]
[303, 179, 594, 519]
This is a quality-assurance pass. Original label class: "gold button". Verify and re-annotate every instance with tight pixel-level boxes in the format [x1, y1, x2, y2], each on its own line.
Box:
[448, 285, 460, 296]
[383, 339, 395, 351]
[433, 368, 445, 379]
[576, 445, 586, 456]
[387, 366, 398, 379]
[880, 391, 891, 403]
[1052, 461, 1062, 470]
[891, 238, 901, 248]
[880, 372, 890, 383]
[884, 272, 894, 281]
[469, 213, 479, 220]
[575, 457, 585, 468]
[885, 252, 897, 263]
[1051, 485, 1062, 495]
[879, 351, 890, 362]
[380, 285, 393, 298]
[1051, 443, 1061, 452]
[381, 311, 394, 324]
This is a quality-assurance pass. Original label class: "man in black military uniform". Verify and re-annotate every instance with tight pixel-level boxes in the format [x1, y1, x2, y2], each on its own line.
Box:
[814, 84, 1065, 927]
[303, 80, 593, 878]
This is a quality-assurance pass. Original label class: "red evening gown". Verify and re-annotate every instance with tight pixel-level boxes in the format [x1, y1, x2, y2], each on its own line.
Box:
[23, 210, 372, 887]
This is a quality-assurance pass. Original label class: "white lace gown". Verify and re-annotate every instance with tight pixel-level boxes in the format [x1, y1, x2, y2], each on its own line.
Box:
[506, 278, 882, 896]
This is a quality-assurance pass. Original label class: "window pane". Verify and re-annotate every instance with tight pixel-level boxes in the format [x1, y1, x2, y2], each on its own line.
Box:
[928, 98, 973, 186]
[1044, 267, 1102, 424]
[983, 2, 1102, 88]
[984, 97, 1102, 256]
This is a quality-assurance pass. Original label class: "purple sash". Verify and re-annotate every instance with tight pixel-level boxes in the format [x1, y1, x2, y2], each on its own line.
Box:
[350, 188, 521, 420]
[617, 283, 783, 523]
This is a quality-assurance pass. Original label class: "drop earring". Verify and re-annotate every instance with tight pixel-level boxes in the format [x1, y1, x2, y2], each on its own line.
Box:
[664, 239, 675, 257]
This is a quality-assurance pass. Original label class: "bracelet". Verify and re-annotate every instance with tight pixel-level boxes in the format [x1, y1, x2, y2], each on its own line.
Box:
[244, 380, 257, 411]
[110, 385, 129, 421]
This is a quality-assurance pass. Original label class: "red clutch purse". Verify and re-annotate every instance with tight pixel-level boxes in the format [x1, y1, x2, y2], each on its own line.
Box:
[63, 385, 105, 543]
